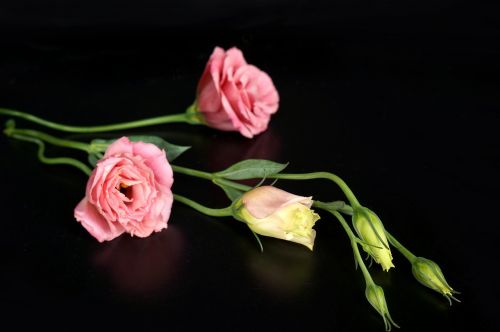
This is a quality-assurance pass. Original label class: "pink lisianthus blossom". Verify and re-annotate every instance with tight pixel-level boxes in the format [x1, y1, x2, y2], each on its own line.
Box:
[196, 47, 279, 138]
[234, 186, 320, 250]
[74, 137, 174, 242]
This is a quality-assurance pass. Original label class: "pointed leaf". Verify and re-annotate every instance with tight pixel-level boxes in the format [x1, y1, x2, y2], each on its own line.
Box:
[213, 179, 244, 201]
[215, 159, 288, 180]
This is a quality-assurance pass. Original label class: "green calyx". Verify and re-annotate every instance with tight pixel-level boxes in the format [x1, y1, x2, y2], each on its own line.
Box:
[412, 257, 460, 305]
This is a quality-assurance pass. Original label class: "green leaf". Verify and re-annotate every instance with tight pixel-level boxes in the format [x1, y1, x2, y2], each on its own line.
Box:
[89, 136, 190, 162]
[128, 136, 190, 162]
[213, 179, 244, 201]
[215, 159, 288, 180]
[220, 186, 244, 201]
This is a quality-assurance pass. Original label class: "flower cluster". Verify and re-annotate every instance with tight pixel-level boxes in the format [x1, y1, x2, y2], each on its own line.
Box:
[0, 46, 458, 331]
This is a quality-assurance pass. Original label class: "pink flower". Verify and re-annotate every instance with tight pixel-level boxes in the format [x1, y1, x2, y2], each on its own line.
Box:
[196, 47, 279, 138]
[74, 137, 174, 242]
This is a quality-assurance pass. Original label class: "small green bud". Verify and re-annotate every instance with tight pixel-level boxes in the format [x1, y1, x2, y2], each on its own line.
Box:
[412, 257, 460, 304]
[365, 283, 399, 331]
[353, 207, 394, 271]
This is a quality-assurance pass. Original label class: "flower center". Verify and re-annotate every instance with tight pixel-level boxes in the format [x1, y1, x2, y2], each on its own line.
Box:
[119, 183, 133, 199]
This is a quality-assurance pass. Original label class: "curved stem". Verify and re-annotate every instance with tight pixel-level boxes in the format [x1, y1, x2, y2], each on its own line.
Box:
[172, 164, 252, 192]
[11, 134, 92, 176]
[5, 127, 91, 152]
[385, 231, 417, 263]
[171, 164, 213, 181]
[1, 107, 194, 133]
[173, 194, 232, 217]
[213, 178, 251, 191]
[268, 172, 361, 208]
[314, 201, 374, 285]
[312, 200, 354, 215]
[172, 165, 362, 208]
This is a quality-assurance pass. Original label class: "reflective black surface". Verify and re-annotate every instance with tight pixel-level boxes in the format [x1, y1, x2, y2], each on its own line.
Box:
[1, 2, 499, 331]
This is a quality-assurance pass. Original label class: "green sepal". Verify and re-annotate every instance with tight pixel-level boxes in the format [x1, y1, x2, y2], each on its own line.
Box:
[88, 153, 102, 167]
[250, 230, 264, 253]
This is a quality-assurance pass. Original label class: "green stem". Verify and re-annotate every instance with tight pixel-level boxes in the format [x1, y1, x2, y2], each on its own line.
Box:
[173, 194, 232, 217]
[11, 134, 92, 176]
[172, 164, 252, 191]
[386, 231, 416, 263]
[173, 165, 361, 209]
[268, 172, 361, 208]
[5, 127, 92, 152]
[312, 200, 354, 215]
[0, 107, 196, 133]
[171, 164, 213, 181]
[314, 201, 374, 285]
[213, 178, 252, 191]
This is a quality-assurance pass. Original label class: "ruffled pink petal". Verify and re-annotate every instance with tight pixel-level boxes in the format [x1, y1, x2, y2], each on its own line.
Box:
[201, 110, 238, 131]
[220, 93, 253, 138]
[104, 137, 134, 157]
[222, 48, 247, 83]
[197, 79, 222, 113]
[131, 141, 173, 188]
[128, 191, 171, 238]
[197, 48, 225, 112]
[207, 47, 225, 94]
[74, 198, 125, 242]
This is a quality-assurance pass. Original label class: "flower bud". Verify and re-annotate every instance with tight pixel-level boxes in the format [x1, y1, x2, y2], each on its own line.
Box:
[353, 208, 394, 271]
[233, 186, 320, 250]
[412, 257, 459, 304]
[365, 283, 399, 331]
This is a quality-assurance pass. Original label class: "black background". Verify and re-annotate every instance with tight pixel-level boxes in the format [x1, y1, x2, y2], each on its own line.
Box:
[0, 1, 499, 331]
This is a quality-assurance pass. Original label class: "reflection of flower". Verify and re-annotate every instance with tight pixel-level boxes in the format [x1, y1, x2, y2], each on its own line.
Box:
[246, 240, 314, 297]
[196, 47, 279, 138]
[74, 137, 174, 242]
[233, 186, 320, 250]
[353, 208, 394, 271]
[412, 257, 459, 304]
[93, 226, 184, 297]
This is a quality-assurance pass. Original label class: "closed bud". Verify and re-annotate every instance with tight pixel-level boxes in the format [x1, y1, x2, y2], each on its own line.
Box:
[365, 283, 399, 331]
[233, 186, 320, 250]
[412, 257, 460, 304]
[353, 207, 394, 271]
